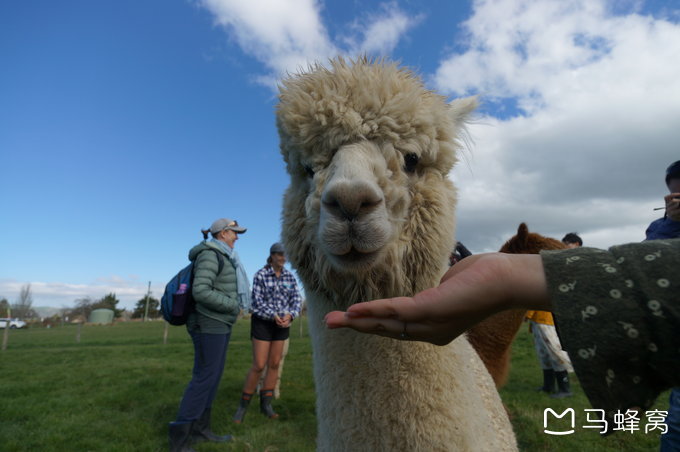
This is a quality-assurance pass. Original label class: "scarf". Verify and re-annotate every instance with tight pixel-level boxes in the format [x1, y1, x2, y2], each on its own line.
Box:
[211, 238, 252, 311]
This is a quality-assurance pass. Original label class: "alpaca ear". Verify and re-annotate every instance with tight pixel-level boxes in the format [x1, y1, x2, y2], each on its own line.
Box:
[448, 96, 478, 126]
[517, 223, 529, 246]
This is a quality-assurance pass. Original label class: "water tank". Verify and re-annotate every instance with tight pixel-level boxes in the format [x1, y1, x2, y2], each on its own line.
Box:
[88, 309, 114, 324]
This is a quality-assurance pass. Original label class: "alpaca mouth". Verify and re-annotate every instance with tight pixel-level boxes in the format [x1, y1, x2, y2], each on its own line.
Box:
[329, 246, 381, 269]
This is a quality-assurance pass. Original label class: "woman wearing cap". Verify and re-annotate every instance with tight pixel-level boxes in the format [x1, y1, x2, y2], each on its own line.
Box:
[169, 218, 251, 452]
[233, 242, 302, 423]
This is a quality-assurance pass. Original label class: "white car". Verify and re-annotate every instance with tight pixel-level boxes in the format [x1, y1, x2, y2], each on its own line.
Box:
[0, 318, 27, 329]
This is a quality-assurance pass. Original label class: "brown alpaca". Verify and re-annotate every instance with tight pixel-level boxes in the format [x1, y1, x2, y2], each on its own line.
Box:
[466, 223, 567, 387]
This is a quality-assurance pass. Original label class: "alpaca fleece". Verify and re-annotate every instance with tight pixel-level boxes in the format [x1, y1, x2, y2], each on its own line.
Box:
[277, 57, 517, 451]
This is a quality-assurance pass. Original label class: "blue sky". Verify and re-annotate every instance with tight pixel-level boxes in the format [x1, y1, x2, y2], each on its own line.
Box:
[1, 0, 679, 311]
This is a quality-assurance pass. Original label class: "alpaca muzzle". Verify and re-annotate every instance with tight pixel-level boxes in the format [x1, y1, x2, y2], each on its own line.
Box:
[318, 145, 392, 269]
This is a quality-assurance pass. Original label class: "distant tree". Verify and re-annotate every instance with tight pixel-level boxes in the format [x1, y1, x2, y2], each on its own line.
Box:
[131, 295, 160, 319]
[68, 296, 94, 321]
[12, 284, 37, 319]
[0, 298, 9, 317]
[92, 293, 124, 318]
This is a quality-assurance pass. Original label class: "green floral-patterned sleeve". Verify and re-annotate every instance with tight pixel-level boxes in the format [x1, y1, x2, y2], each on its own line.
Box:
[540, 239, 680, 432]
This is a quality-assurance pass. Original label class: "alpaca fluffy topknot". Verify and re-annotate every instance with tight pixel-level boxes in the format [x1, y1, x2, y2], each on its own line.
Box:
[278, 57, 463, 175]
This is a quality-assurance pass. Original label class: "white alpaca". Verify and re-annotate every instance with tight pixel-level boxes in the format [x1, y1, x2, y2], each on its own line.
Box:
[277, 58, 516, 451]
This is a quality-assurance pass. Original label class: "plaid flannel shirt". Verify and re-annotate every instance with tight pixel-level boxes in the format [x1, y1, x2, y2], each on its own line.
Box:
[250, 265, 302, 320]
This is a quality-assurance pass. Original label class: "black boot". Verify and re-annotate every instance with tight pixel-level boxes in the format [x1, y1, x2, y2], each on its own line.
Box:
[168, 421, 197, 452]
[551, 371, 573, 398]
[537, 369, 556, 394]
[233, 392, 252, 424]
[260, 389, 279, 419]
[192, 407, 232, 443]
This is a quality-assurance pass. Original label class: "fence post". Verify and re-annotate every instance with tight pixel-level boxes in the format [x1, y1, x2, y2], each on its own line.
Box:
[1, 322, 9, 351]
[2, 306, 11, 351]
[76, 322, 82, 343]
[163, 321, 169, 345]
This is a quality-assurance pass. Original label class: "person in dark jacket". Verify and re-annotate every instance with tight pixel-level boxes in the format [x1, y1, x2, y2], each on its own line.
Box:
[646, 160, 680, 240]
[325, 239, 680, 435]
[645, 160, 680, 451]
[169, 218, 250, 452]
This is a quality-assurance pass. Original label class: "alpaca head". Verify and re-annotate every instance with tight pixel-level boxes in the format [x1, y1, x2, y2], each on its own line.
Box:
[499, 223, 567, 254]
[277, 57, 476, 306]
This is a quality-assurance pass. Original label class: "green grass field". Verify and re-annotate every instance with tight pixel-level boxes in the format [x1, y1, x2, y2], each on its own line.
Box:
[0, 319, 669, 451]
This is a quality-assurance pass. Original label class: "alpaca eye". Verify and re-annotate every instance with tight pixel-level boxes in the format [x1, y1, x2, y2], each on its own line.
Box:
[403, 153, 419, 173]
[303, 164, 315, 178]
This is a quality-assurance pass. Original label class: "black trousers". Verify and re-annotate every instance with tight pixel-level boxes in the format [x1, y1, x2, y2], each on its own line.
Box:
[176, 329, 231, 422]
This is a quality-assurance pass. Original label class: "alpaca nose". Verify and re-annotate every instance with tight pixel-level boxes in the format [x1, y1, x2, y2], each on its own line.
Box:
[322, 179, 383, 221]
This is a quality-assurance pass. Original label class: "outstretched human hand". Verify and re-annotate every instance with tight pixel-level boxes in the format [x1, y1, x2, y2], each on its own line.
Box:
[325, 253, 551, 345]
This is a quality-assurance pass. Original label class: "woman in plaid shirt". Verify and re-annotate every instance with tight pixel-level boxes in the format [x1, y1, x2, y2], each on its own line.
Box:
[233, 242, 302, 423]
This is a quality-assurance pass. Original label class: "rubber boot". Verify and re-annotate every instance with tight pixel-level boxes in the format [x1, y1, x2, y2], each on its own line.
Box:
[168, 421, 197, 452]
[260, 389, 279, 419]
[551, 371, 573, 398]
[233, 392, 252, 424]
[192, 407, 232, 444]
[537, 369, 556, 394]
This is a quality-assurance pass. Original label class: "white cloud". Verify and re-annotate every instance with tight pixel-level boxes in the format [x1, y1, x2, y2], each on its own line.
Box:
[200, 0, 420, 83]
[342, 2, 423, 56]
[0, 277, 164, 311]
[434, 0, 680, 106]
[440, 0, 680, 252]
[200, 0, 336, 76]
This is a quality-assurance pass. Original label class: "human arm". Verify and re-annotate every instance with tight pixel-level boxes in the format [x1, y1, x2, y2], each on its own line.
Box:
[325, 253, 550, 345]
[250, 271, 267, 313]
[540, 239, 679, 428]
[284, 276, 303, 322]
[325, 239, 680, 431]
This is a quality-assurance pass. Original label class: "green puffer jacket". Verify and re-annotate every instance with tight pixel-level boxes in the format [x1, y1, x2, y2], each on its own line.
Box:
[188, 241, 240, 325]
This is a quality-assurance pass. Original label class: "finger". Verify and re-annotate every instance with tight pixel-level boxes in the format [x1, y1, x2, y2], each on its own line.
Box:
[325, 312, 402, 335]
[346, 296, 436, 323]
[665, 193, 680, 204]
[331, 315, 452, 345]
[325, 311, 350, 328]
[439, 254, 486, 283]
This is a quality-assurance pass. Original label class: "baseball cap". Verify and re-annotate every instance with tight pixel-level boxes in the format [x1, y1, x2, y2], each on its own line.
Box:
[270, 242, 285, 254]
[210, 218, 247, 234]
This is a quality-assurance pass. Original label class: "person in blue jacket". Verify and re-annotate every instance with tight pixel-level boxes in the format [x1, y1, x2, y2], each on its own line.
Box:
[646, 160, 680, 240]
[645, 160, 680, 452]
